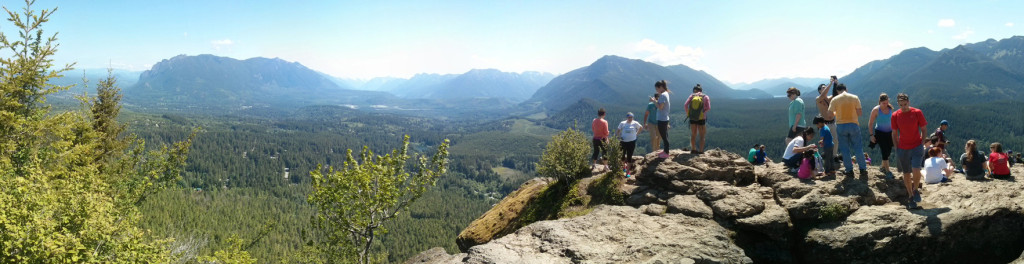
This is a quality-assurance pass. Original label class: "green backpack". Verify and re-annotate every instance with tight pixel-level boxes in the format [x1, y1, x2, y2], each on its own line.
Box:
[688, 94, 704, 120]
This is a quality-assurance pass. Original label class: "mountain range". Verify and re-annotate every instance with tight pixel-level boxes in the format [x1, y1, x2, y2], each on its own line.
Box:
[125, 54, 393, 110]
[731, 77, 824, 97]
[343, 70, 554, 103]
[68, 36, 1024, 114]
[841, 36, 1024, 105]
[526, 55, 771, 112]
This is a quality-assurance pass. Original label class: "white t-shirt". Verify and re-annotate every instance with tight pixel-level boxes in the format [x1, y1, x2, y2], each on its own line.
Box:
[618, 120, 643, 142]
[783, 137, 805, 159]
[923, 157, 947, 184]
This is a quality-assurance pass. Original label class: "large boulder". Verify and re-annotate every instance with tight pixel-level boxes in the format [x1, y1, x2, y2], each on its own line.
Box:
[800, 169, 1024, 263]
[783, 189, 860, 222]
[462, 205, 752, 264]
[403, 247, 465, 264]
[638, 149, 755, 187]
[416, 152, 1024, 264]
[666, 195, 713, 219]
[456, 177, 555, 251]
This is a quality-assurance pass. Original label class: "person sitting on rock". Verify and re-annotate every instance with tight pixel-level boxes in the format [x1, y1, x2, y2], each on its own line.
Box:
[986, 142, 1012, 179]
[959, 140, 987, 181]
[748, 144, 759, 163]
[798, 149, 817, 179]
[923, 147, 952, 184]
[782, 128, 817, 172]
[754, 145, 771, 166]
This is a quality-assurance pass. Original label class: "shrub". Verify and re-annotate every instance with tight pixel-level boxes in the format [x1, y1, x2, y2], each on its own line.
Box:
[536, 127, 591, 182]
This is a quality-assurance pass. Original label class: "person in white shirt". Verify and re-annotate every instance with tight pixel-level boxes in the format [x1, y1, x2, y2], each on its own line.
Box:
[782, 128, 818, 171]
[616, 112, 644, 174]
[923, 147, 953, 184]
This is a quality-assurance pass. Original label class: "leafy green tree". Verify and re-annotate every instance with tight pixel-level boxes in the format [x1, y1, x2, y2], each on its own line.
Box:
[536, 127, 591, 182]
[308, 135, 450, 264]
[0, 1, 195, 262]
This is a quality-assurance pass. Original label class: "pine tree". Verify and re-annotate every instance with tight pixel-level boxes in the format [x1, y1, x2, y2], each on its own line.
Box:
[0, 1, 195, 262]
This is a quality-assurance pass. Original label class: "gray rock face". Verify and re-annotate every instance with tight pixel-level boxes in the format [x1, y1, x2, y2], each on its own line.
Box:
[463, 206, 752, 264]
[424, 152, 1024, 264]
[666, 195, 713, 219]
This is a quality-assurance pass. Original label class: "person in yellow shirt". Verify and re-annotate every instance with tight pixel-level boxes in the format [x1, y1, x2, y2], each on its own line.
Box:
[827, 84, 866, 175]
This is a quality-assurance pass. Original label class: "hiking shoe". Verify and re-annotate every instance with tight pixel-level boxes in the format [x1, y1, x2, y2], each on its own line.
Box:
[658, 152, 670, 159]
[907, 201, 918, 210]
[913, 190, 922, 203]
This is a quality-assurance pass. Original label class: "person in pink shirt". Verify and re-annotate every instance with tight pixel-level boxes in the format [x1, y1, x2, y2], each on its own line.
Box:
[591, 108, 610, 171]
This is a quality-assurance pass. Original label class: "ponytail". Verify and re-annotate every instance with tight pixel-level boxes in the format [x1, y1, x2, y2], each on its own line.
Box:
[655, 80, 671, 93]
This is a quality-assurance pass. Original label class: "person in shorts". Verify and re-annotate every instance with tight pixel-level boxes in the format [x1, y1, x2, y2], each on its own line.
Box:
[684, 84, 710, 154]
[891, 93, 927, 209]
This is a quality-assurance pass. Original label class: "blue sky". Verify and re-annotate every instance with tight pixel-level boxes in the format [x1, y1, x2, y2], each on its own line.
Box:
[24, 0, 1024, 84]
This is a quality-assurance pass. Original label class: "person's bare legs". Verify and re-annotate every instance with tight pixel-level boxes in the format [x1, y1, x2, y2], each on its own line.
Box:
[698, 124, 707, 152]
[903, 172, 914, 197]
[689, 124, 698, 152]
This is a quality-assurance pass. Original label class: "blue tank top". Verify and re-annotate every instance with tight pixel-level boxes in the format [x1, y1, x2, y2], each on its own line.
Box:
[875, 106, 893, 132]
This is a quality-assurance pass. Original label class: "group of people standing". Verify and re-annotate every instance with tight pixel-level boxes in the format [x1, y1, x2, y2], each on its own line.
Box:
[585, 77, 1015, 210]
[590, 80, 710, 175]
[780, 77, 1016, 209]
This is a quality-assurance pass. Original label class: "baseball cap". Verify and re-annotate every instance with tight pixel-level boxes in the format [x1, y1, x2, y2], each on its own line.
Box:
[626, 112, 634, 118]
[940, 120, 949, 126]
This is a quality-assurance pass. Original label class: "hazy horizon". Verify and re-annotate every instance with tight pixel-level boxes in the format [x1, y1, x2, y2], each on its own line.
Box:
[30, 0, 1024, 83]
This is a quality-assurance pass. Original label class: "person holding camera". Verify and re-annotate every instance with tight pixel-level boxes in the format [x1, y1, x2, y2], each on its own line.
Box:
[868, 93, 895, 177]
[815, 76, 840, 154]
[650, 80, 672, 158]
[643, 93, 661, 152]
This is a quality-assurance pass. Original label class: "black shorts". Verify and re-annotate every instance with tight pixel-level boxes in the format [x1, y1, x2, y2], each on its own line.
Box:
[689, 119, 706, 126]
[787, 126, 807, 139]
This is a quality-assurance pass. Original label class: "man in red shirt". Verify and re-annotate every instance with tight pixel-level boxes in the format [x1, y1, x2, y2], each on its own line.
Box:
[890, 93, 928, 209]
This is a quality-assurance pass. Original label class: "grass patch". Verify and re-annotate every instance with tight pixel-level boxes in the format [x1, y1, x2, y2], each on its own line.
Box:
[818, 202, 850, 222]
[516, 171, 628, 227]
[588, 171, 626, 206]
[491, 167, 531, 182]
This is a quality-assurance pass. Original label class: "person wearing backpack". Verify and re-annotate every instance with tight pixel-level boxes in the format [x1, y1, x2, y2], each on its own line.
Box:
[684, 84, 710, 154]
[650, 80, 672, 158]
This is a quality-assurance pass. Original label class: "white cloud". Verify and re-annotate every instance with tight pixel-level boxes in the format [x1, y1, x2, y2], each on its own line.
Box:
[938, 19, 956, 27]
[952, 30, 974, 40]
[1007, 22, 1015, 27]
[211, 39, 234, 50]
[631, 39, 705, 68]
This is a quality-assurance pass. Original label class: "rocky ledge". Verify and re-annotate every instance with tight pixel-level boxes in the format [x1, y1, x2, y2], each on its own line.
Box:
[410, 149, 1024, 264]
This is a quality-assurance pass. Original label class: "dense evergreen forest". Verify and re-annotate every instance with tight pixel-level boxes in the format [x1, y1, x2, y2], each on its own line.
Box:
[119, 94, 1022, 263]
